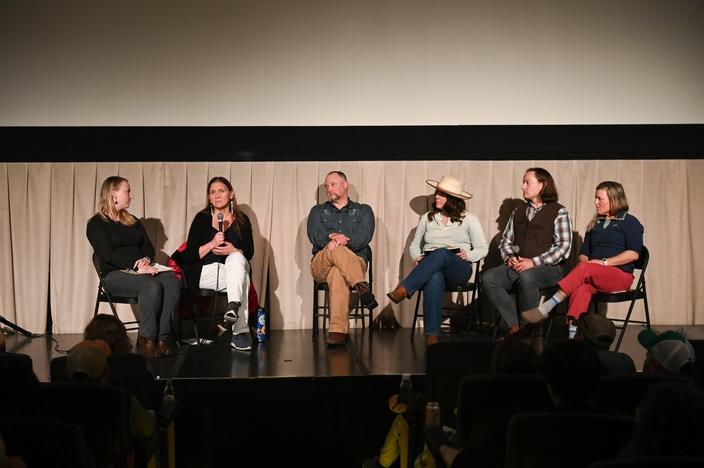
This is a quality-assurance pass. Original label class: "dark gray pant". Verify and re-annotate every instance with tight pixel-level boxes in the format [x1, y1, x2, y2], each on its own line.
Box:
[482, 263, 562, 327]
[103, 270, 181, 339]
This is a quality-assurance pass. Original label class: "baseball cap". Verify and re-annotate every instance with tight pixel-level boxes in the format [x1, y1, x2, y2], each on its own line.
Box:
[575, 314, 616, 350]
[638, 329, 695, 375]
[66, 339, 112, 382]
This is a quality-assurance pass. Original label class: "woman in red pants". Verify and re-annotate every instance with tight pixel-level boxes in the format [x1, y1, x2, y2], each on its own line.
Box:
[521, 181, 643, 336]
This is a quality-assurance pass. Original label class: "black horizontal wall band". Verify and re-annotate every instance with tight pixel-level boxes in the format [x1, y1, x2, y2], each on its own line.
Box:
[1, 124, 702, 162]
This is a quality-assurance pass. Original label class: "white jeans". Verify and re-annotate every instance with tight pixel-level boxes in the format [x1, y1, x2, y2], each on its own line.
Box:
[199, 252, 250, 335]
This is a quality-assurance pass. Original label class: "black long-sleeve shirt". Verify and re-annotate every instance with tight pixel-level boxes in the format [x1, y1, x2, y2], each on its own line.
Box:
[86, 214, 155, 274]
[172, 210, 254, 290]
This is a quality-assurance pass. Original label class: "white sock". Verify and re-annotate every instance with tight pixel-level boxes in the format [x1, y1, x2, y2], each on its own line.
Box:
[537, 291, 566, 317]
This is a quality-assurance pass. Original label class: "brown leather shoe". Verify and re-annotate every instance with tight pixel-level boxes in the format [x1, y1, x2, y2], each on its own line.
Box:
[138, 337, 160, 358]
[506, 324, 521, 336]
[158, 339, 175, 356]
[325, 332, 348, 347]
[386, 285, 409, 304]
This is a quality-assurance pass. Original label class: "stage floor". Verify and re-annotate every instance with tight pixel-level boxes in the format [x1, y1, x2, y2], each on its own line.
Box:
[5, 324, 704, 383]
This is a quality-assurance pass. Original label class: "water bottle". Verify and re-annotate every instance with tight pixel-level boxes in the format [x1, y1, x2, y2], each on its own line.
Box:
[160, 380, 177, 422]
[400, 373, 413, 396]
[255, 307, 267, 343]
[425, 401, 441, 427]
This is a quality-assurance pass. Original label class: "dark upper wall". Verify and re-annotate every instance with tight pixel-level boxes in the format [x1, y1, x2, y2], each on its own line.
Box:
[2, 125, 702, 162]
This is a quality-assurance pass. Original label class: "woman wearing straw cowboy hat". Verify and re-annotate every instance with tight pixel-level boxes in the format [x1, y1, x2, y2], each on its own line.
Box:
[387, 175, 488, 346]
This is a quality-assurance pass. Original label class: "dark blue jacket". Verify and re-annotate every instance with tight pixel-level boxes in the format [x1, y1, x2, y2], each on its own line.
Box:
[580, 211, 643, 273]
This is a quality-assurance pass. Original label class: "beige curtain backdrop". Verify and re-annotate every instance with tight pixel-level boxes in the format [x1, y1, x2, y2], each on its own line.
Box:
[1, 160, 702, 334]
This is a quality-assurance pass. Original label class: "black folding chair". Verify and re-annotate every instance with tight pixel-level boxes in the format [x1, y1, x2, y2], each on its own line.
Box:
[92, 252, 140, 332]
[591, 245, 651, 351]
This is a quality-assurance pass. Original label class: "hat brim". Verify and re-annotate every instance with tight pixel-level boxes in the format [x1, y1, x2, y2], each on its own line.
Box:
[637, 328, 658, 349]
[638, 329, 687, 350]
[426, 179, 473, 200]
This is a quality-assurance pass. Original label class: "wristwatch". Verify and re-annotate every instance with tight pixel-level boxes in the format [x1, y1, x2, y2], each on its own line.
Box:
[602, 258, 608, 266]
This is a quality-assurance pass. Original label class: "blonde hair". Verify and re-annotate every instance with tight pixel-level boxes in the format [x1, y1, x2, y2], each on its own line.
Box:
[97, 176, 136, 226]
[587, 181, 629, 231]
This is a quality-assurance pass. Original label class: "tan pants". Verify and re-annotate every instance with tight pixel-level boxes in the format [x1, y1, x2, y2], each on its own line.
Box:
[311, 246, 367, 334]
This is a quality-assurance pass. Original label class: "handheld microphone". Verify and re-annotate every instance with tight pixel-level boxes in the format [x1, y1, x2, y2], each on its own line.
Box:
[511, 245, 520, 258]
[216, 213, 226, 248]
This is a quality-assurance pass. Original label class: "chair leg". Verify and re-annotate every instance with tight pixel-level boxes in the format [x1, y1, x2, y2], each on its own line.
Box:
[323, 290, 329, 332]
[93, 293, 101, 318]
[410, 291, 422, 341]
[642, 284, 651, 329]
[615, 298, 638, 352]
[312, 286, 319, 341]
[491, 311, 500, 341]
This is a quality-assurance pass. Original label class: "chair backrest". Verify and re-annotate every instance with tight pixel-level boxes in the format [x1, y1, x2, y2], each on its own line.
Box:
[506, 411, 635, 468]
[51, 353, 161, 411]
[41, 381, 133, 468]
[634, 245, 650, 272]
[0, 352, 47, 417]
[596, 374, 690, 417]
[625, 244, 649, 293]
[456, 374, 553, 465]
[0, 415, 96, 468]
[425, 340, 495, 425]
[596, 350, 637, 376]
[92, 251, 104, 277]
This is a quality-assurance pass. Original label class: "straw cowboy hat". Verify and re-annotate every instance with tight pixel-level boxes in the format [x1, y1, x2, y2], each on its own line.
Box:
[426, 175, 473, 200]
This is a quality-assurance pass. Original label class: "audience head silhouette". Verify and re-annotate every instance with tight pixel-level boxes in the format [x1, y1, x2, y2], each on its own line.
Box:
[84, 313, 132, 353]
[623, 381, 704, 457]
[537, 340, 604, 407]
[574, 313, 616, 351]
[66, 339, 112, 383]
[491, 336, 536, 374]
[639, 329, 696, 377]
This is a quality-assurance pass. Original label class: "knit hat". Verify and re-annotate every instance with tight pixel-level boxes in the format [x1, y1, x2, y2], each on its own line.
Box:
[575, 314, 616, 350]
[66, 339, 112, 382]
[638, 329, 695, 375]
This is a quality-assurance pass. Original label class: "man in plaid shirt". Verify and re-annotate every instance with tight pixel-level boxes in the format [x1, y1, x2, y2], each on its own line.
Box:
[483, 168, 572, 336]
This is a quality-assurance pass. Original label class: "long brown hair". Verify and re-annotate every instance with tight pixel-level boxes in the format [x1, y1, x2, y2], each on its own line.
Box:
[97, 176, 136, 226]
[526, 167, 559, 204]
[84, 313, 132, 353]
[427, 190, 466, 224]
[587, 181, 629, 231]
[204, 176, 247, 233]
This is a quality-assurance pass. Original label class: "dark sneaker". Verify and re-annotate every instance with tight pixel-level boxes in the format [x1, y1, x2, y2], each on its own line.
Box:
[230, 332, 252, 351]
[353, 282, 378, 309]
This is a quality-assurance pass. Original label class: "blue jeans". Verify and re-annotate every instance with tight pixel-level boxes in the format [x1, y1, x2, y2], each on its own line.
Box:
[401, 249, 472, 336]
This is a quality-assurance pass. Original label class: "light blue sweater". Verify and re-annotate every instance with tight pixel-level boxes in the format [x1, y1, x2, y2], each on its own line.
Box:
[409, 211, 488, 262]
